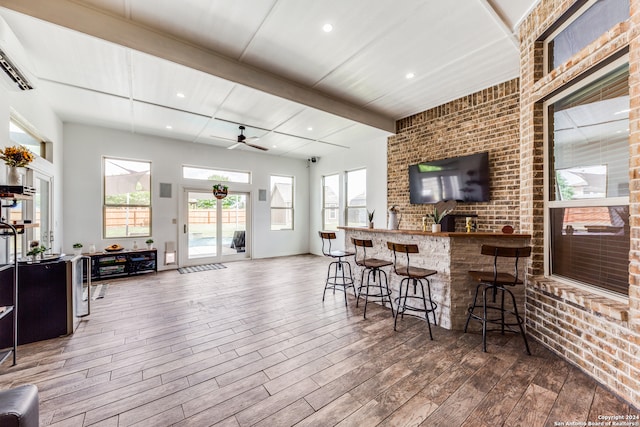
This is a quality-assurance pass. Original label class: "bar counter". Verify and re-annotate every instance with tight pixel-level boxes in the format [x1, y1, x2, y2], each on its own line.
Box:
[338, 226, 531, 330]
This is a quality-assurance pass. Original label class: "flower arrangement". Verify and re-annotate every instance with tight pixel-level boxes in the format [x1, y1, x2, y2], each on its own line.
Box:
[0, 145, 34, 168]
[72, 243, 83, 249]
[145, 238, 154, 244]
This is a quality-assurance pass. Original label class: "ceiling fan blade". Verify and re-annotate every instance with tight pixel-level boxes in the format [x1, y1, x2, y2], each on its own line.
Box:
[245, 142, 268, 151]
[227, 142, 242, 150]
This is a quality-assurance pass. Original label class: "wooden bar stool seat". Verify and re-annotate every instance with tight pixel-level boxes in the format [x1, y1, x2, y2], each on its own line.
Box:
[387, 242, 438, 339]
[319, 231, 355, 306]
[351, 237, 394, 319]
[464, 245, 531, 354]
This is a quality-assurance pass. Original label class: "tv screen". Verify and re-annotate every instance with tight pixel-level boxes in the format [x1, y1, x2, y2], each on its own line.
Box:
[409, 152, 490, 203]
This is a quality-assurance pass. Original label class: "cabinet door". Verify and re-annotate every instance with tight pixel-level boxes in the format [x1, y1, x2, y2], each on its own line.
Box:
[17, 261, 68, 345]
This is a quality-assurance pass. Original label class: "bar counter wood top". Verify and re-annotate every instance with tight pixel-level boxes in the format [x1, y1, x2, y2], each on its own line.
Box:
[337, 226, 532, 330]
[338, 226, 531, 239]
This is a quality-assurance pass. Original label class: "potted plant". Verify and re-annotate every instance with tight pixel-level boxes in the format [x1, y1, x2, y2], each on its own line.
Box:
[145, 238, 154, 249]
[212, 183, 228, 199]
[27, 244, 47, 262]
[367, 209, 375, 229]
[427, 201, 456, 233]
[72, 243, 83, 256]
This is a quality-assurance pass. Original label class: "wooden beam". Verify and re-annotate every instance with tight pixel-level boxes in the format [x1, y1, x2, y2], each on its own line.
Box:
[0, 0, 396, 133]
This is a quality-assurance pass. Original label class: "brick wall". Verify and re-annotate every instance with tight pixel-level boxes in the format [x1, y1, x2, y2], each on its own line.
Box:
[388, 79, 521, 233]
[386, 0, 639, 407]
[520, 0, 640, 407]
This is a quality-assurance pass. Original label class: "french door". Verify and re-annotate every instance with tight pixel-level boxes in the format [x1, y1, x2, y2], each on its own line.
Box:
[180, 189, 249, 266]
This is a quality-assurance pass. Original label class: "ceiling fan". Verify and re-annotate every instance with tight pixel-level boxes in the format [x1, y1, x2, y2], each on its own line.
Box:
[227, 125, 268, 151]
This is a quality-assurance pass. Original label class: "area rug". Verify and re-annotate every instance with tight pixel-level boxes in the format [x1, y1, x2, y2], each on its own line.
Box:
[178, 263, 227, 274]
[83, 283, 109, 301]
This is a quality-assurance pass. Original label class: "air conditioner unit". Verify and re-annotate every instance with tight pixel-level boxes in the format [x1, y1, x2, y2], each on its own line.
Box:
[0, 16, 36, 91]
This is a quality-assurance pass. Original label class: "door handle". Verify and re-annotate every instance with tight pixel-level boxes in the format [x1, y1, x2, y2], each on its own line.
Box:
[184, 224, 187, 233]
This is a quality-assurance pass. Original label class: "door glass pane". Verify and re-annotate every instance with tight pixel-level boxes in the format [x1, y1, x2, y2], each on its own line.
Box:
[222, 194, 246, 256]
[187, 191, 217, 259]
[34, 177, 50, 250]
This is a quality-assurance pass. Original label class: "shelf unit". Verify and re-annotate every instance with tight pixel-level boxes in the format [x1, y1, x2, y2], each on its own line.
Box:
[0, 186, 35, 366]
[90, 249, 157, 281]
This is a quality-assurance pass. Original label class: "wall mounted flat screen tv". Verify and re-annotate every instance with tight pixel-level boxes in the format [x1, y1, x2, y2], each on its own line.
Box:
[409, 152, 490, 203]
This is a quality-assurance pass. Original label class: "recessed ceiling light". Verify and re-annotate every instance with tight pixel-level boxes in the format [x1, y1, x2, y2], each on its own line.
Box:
[272, 145, 277, 148]
[166, 125, 173, 130]
[406, 72, 415, 79]
[322, 23, 333, 33]
[176, 92, 185, 98]
[307, 127, 313, 131]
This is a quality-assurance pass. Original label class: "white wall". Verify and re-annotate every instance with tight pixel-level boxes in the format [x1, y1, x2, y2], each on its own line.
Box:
[308, 135, 388, 254]
[62, 123, 311, 269]
[0, 84, 63, 253]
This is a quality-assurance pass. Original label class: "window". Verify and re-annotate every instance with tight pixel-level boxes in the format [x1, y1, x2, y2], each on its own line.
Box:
[322, 174, 339, 230]
[9, 118, 45, 158]
[346, 169, 366, 227]
[182, 166, 250, 184]
[546, 61, 629, 295]
[104, 157, 151, 238]
[270, 175, 293, 230]
[546, 0, 628, 71]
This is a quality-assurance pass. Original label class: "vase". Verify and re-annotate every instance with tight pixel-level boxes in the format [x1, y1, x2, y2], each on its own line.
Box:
[432, 224, 441, 233]
[368, 222, 374, 229]
[7, 166, 21, 185]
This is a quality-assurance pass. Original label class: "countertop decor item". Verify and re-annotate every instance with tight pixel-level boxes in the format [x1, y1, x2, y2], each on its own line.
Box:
[367, 210, 375, 229]
[501, 225, 514, 234]
[388, 206, 401, 230]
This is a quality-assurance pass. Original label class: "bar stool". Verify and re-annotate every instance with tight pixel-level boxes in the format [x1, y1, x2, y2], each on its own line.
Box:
[464, 245, 531, 354]
[351, 237, 394, 319]
[387, 242, 438, 339]
[319, 231, 355, 306]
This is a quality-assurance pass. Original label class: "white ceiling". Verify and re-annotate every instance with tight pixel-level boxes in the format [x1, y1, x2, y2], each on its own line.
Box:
[0, 0, 538, 159]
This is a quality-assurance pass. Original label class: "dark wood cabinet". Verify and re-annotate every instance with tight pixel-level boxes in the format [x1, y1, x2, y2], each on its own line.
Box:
[90, 249, 157, 281]
[0, 260, 71, 347]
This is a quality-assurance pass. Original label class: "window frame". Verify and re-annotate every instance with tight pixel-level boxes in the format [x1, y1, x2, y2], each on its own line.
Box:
[182, 165, 251, 184]
[543, 0, 629, 74]
[345, 168, 367, 227]
[269, 174, 294, 231]
[9, 116, 46, 159]
[103, 156, 152, 239]
[322, 173, 340, 231]
[543, 55, 630, 298]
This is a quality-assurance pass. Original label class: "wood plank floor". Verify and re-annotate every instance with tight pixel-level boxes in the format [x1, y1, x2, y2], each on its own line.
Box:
[1, 254, 636, 426]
